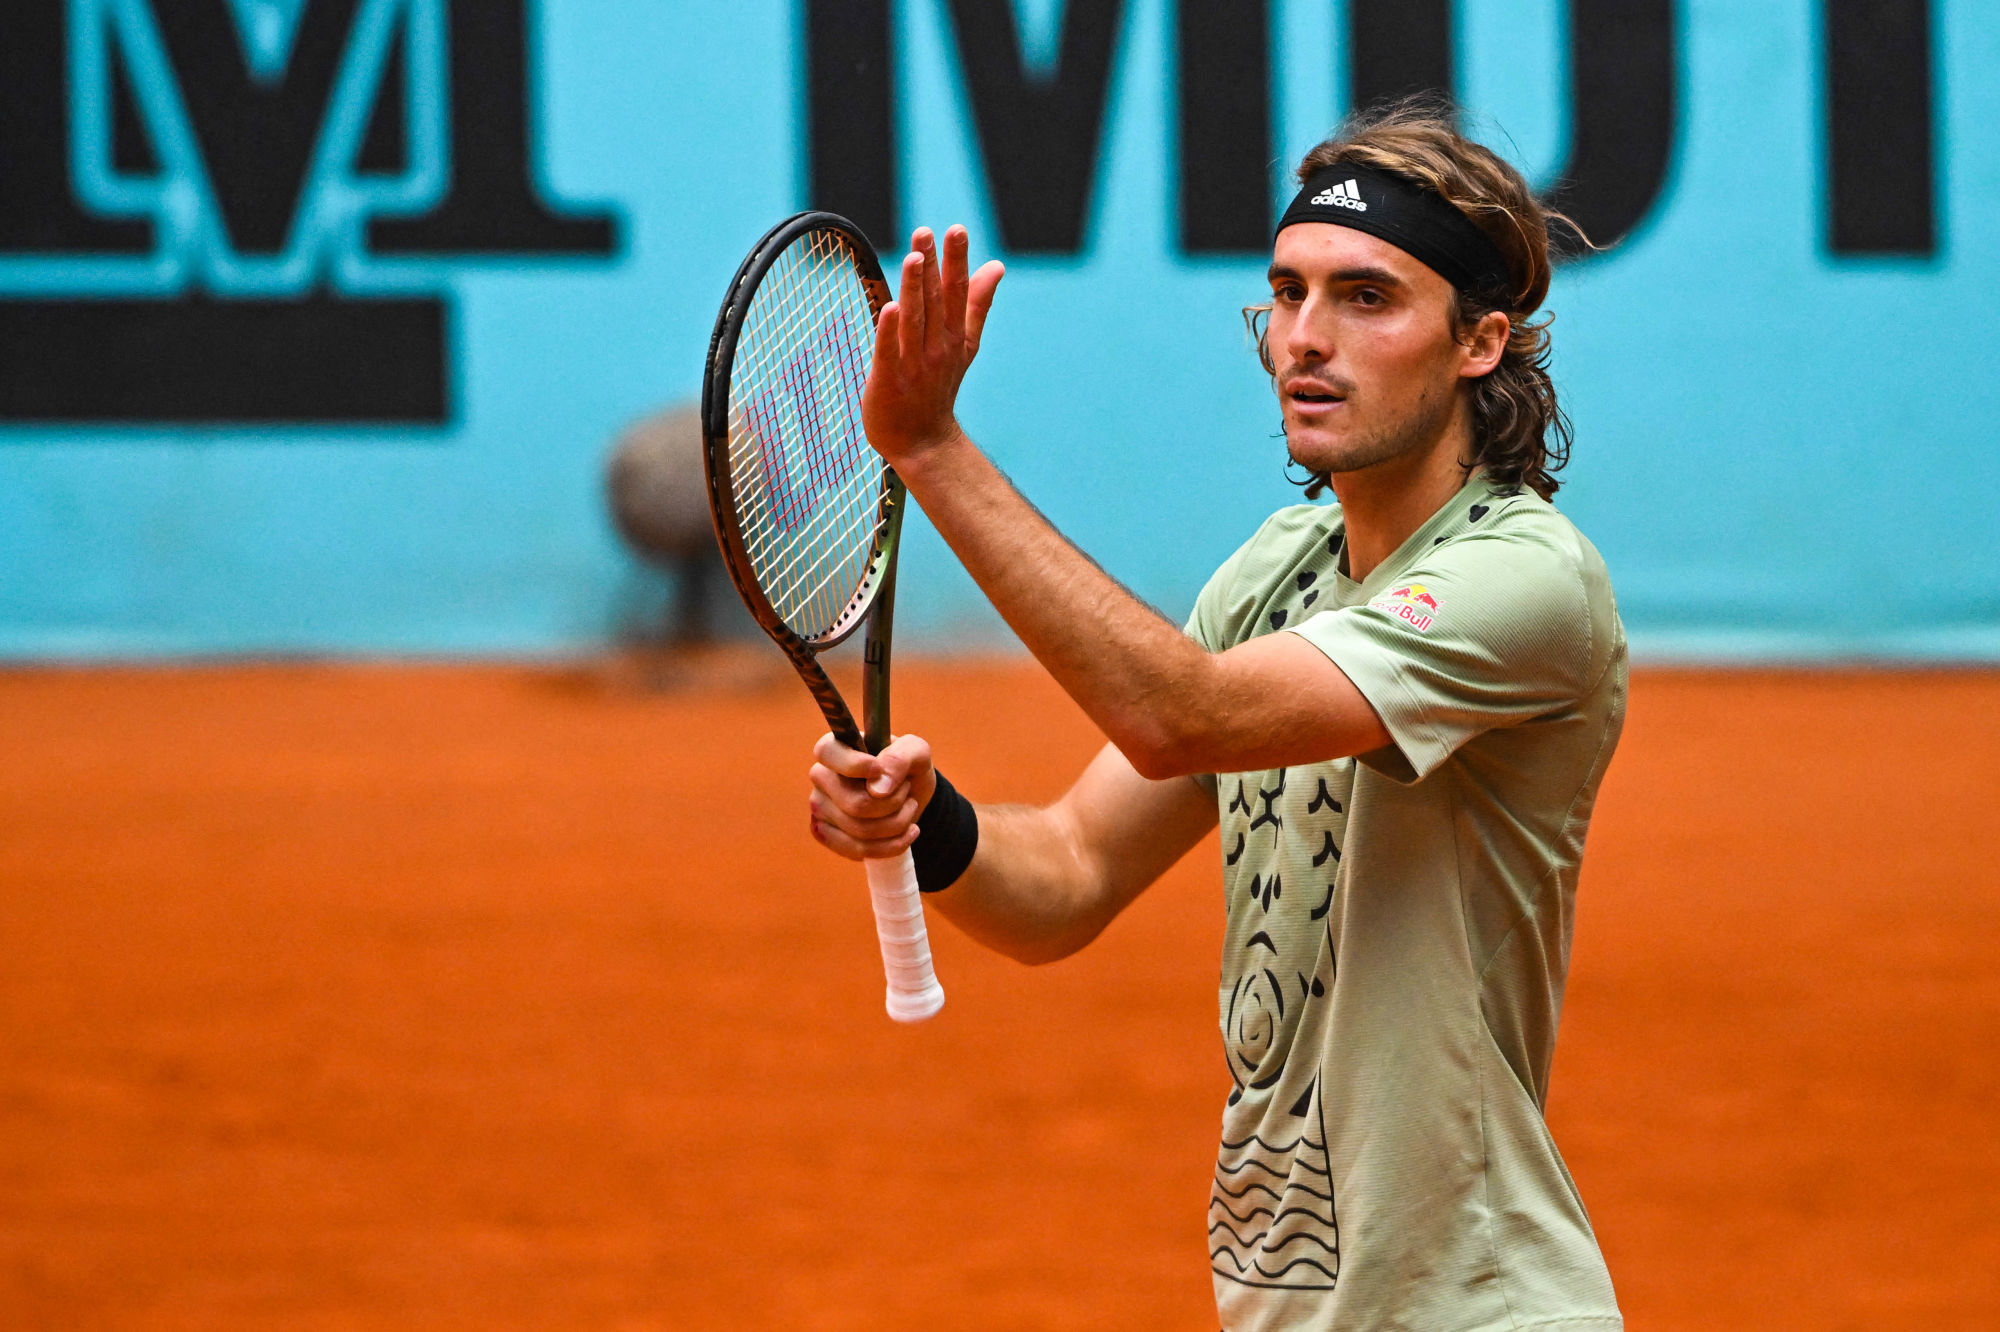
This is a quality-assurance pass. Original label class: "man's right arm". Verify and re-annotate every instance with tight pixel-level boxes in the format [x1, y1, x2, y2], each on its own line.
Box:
[808, 736, 1218, 966]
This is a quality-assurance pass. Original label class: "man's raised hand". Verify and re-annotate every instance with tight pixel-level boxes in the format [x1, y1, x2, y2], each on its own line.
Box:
[861, 225, 1004, 468]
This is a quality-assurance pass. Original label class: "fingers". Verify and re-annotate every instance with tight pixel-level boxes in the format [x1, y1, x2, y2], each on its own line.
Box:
[810, 787, 921, 843]
[810, 810, 920, 862]
[811, 733, 911, 819]
[937, 226, 969, 352]
[894, 225, 995, 361]
[896, 247, 926, 368]
[914, 228, 946, 360]
[807, 732, 934, 859]
[867, 731, 931, 795]
[867, 228, 988, 457]
[876, 733, 937, 809]
[869, 302, 902, 396]
[813, 731, 875, 779]
[964, 260, 1005, 354]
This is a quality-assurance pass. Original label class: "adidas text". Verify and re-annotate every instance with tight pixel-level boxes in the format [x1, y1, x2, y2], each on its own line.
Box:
[1310, 179, 1368, 212]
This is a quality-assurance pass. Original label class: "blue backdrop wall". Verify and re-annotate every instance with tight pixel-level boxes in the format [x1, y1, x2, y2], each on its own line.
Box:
[2, 0, 1995, 658]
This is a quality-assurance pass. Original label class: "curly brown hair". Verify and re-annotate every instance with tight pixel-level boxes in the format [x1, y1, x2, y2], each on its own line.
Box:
[1250, 97, 1582, 500]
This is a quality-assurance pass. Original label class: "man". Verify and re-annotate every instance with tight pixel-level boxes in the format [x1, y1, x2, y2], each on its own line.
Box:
[808, 103, 1626, 1331]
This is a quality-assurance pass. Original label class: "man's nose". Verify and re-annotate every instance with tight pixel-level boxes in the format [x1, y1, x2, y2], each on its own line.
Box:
[1286, 296, 1333, 363]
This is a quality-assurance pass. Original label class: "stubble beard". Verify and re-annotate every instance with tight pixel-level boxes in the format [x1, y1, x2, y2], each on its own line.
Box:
[1285, 380, 1459, 483]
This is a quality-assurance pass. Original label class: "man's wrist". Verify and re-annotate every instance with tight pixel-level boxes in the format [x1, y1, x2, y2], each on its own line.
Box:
[885, 422, 973, 489]
[911, 769, 978, 893]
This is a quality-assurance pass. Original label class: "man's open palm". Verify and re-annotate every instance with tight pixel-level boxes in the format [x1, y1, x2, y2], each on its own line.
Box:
[861, 224, 1004, 466]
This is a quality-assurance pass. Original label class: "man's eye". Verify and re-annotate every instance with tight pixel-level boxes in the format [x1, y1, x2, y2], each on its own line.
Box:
[1353, 288, 1386, 306]
[1273, 285, 1304, 303]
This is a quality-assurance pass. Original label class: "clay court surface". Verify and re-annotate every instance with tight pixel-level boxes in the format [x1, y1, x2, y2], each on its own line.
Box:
[2, 661, 1996, 1330]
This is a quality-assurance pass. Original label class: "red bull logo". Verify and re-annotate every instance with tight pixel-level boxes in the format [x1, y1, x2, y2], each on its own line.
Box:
[1369, 583, 1441, 632]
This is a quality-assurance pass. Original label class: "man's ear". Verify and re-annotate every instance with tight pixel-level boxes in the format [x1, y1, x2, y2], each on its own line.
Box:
[1459, 310, 1510, 378]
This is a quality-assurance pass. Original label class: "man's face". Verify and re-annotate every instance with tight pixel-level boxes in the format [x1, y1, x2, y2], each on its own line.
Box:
[1264, 224, 1477, 479]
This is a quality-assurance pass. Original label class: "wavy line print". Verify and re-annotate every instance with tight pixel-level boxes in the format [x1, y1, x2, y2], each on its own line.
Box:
[1209, 1197, 1335, 1227]
[1219, 1132, 1328, 1154]
[1216, 1146, 1329, 1166]
[1217, 1149, 1329, 1171]
[1208, 1221, 1339, 1257]
[1215, 1156, 1292, 1177]
[1208, 1218, 1263, 1245]
[1264, 1255, 1339, 1281]
[1209, 1248, 1341, 1282]
[1214, 1177, 1334, 1204]
[1275, 1179, 1333, 1203]
[1212, 1179, 1283, 1202]
[1261, 1255, 1340, 1282]
[1212, 1269, 1339, 1292]
[1216, 1136, 1328, 1160]
[1255, 1227, 1339, 1256]
[1274, 1203, 1336, 1226]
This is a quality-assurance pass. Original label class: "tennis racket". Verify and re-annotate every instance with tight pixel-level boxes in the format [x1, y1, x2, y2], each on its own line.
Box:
[700, 211, 945, 1024]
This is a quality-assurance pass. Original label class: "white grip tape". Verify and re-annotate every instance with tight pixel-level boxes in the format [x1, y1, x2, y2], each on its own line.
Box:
[864, 851, 945, 1023]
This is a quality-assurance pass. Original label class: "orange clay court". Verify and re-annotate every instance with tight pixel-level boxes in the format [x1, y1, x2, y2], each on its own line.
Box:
[2, 660, 1997, 1330]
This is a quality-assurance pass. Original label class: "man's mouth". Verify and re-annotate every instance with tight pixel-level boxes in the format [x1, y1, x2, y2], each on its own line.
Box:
[1284, 379, 1348, 409]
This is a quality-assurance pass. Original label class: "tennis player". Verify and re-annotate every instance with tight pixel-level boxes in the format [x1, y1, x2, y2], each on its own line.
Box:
[808, 102, 1626, 1331]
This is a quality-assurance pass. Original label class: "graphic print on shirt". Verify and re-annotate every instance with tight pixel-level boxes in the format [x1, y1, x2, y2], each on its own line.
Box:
[1210, 1074, 1338, 1289]
[1196, 483, 1631, 1324]
[1213, 758, 1351, 1292]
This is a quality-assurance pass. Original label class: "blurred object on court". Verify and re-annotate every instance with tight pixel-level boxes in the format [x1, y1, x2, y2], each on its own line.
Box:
[607, 401, 718, 627]
[604, 402, 775, 690]
[609, 402, 723, 566]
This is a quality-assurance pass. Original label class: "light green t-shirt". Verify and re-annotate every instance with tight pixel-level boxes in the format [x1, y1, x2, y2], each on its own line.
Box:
[1187, 471, 1626, 1332]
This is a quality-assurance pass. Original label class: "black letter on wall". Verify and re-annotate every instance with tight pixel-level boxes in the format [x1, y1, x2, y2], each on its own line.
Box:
[357, 22, 412, 177]
[1540, 0, 1676, 254]
[1177, 0, 1271, 253]
[1347, 0, 1452, 112]
[1343, 1, 1675, 257]
[370, 0, 616, 254]
[943, 0, 1126, 253]
[806, 0, 897, 251]
[0, 0, 151, 253]
[1825, 0, 1933, 255]
[153, 0, 369, 256]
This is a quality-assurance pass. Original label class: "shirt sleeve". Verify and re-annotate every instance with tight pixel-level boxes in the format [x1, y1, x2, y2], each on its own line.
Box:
[1181, 525, 1270, 797]
[1183, 522, 1266, 654]
[1285, 528, 1599, 784]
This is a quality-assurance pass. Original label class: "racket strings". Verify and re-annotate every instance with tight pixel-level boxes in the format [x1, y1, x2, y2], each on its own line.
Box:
[734, 380, 880, 631]
[725, 229, 887, 641]
[736, 236, 884, 624]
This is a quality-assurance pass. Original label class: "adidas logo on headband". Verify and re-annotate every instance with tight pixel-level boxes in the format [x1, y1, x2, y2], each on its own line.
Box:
[1279, 164, 1512, 296]
[1309, 179, 1368, 212]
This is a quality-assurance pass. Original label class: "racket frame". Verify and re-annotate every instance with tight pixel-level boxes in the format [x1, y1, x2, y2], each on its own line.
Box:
[700, 210, 904, 754]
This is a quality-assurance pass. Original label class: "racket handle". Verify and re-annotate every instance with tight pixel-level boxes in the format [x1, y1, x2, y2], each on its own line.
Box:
[863, 851, 945, 1023]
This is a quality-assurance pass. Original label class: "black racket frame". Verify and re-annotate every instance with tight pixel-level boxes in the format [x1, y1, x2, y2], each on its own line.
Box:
[700, 210, 905, 755]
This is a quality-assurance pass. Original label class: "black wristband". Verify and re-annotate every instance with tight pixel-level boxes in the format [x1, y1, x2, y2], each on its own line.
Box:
[911, 769, 978, 894]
